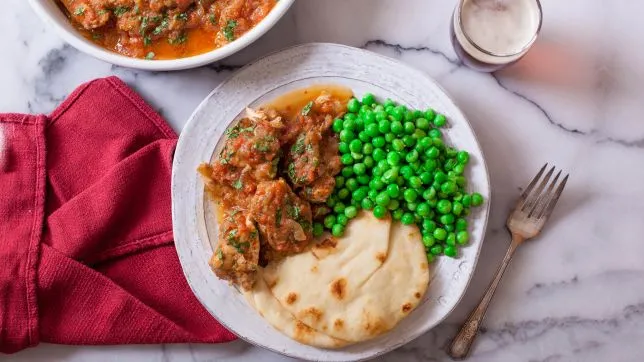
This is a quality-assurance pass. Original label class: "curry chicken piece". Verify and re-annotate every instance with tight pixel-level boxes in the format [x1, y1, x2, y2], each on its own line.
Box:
[284, 93, 343, 203]
[209, 207, 260, 291]
[249, 179, 313, 255]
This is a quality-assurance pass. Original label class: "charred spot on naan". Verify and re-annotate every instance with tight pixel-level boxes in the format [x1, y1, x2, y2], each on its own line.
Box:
[267, 277, 279, 289]
[299, 307, 324, 324]
[401, 303, 413, 313]
[361, 310, 387, 337]
[415, 292, 422, 299]
[330, 278, 347, 300]
[333, 319, 345, 331]
[293, 321, 316, 343]
[375, 252, 387, 263]
[286, 292, 298, 305]
[310, 265, 319, 273]
[312, 236, 339, 259]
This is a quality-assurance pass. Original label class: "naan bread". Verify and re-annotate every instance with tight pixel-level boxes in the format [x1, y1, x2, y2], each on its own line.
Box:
[243, 211, 430, 347]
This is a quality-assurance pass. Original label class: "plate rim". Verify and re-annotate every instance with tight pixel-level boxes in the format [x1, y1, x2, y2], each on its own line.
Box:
[172, 42, 491, 361]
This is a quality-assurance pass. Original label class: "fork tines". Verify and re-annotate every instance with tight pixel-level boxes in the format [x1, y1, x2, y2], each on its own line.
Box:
[520, 164, 569, 220]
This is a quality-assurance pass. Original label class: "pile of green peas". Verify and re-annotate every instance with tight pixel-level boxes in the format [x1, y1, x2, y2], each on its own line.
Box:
[316, 93, 484, 261]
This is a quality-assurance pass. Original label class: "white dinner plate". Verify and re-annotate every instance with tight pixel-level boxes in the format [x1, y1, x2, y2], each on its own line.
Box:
[172, 43, 490, 361]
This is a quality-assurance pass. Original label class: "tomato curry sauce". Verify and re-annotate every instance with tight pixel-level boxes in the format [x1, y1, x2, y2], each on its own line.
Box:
[57, 0, 277, 59]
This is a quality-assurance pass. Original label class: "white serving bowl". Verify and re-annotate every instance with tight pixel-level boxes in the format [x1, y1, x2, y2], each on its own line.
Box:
[28, 0, 294, 71]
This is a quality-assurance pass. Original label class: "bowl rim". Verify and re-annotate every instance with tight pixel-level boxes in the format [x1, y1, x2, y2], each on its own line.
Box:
[171, 43, 492, 361]
[27, 0, 295, 71]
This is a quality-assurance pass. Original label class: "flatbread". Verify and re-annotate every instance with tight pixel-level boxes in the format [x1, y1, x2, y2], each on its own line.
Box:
[248, 211, 430, 346]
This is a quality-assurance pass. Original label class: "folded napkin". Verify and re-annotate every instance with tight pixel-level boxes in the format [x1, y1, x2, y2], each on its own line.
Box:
[0, 77, 235, 354]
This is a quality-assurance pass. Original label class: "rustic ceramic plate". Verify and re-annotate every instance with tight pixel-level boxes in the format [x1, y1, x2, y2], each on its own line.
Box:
[172, 43, 490, 361]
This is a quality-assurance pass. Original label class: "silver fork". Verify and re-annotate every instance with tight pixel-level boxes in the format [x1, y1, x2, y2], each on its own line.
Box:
[447, 164, 569, 360]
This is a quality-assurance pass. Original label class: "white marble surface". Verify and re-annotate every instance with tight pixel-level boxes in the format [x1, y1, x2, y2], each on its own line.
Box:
[2, 0, 644, 361]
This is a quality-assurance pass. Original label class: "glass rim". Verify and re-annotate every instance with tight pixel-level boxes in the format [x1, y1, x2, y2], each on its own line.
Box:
[456, 0, 543, 58]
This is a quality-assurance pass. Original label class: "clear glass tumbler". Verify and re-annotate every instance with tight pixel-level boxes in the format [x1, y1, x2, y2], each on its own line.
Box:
[450, 0, 543, 72]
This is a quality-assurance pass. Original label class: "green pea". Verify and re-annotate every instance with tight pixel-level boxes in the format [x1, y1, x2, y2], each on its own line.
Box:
[349, 139, 362, 153]
[364, 112, 376, 125]
[373, 136, 386, 148]
[406, 201, 418, 211]
[334, 175, 344, 188]
[376, 192, 391, 207]
[338, 142, 349, 154]
[405, 150, 419, 163]
[392, 139, 405, 151]
[358, 131, 369, 142]
[385, 133, 396, 142]
[384, 98, 396, 108]
[337, 188, 350, 200]
[347, 98, 361, 113]
[430, 245, 443, 255]
[441, 181, 457, 194]
[390, 121, 404, 134]
[359, 104, 371, 115]
[462, 194, 472, 207]
[453, 164, 465, 175]
[323, 215, 336, 229]
[378, 120, 391, 134]
[400, 165, 414, 180]
[452, 202, 464, 216]
[412, 129, 426, 140]
[351, 151, 363, 161]
[353, 163, 366, 175]
[386, 184, 401, 198]
[444, 245, 457, 258]
[457, 231, 469, 245]
[372, 166, 384, 177]
[456, 218, 468, 231]
[472, 193, 484, 206]
[387, 199, 400, 211]
[387, 152, 402, 166]
[345, 206, 358, 219]
[390, 110, 404, 122]
[326, 194, 337, 207]
[352, 187, 368, 200]
[434, 171, 448, 184]
[357, 174, 370, 185]
[446, 147, 458, 157]
[404, 110, 415, 122]
[418, 172, 432, 185]
[382, 167, 399, 184]
[313, 222, 324, 237]
[346, 178, 359, 191]
[422, 219, 437, 232]
[422, 234, 436, 248]
[434, 114, 447, 127]
[373, 205, 388, 219]
[433, 228, 447, 241]
[362, 198, 375, 210]
[437, 199, 452, 214]
[407, 176, 421, 189]
[403, 189, 418, 203]
[392, 209, 404, 220]
[339, 130, 355, 142]
[445, 224, 455, 232]
[368, 189, 378, 200]
[332, 118, 343, 133]
[337, 214, 349, 225]
[425, 146, 440, 159]
[363, 156, 375, 168]
[375, 111, 387, 122]
[440, 214, 455, 225]
[416, 202, 431, 217]
[457, 151, 470, 164]
[362, 93, 375, 106]
[331, 223, 345, 237]
[365, 123, 379, 137]
[429, 128, 442, 139]
[401, 212, 415, 225]
[333, 202, 346, 214]
[422, 187, 437, 201]
[433, 138, 444, 149]
[415, 118, 430, 130]
[404, 122, 416, 134]
[343, 118, 356, 132]
[455, 176, 467, 187]
[369, 178, 385, 190]
[377, 159, 389, 170]
[424, 108, 436, 121]
[372, 148, 386, 161]
[402, 135, 416, 148]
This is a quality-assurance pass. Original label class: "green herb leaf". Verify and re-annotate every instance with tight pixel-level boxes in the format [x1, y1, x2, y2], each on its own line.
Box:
[232, 179, 243, 190]
[145, 52, 155, 60]
[97, 9, 107, 16]
[74, 6, 85, 15]
[223, 20, 237, 41]
[209, 14, 217, 25]
[153, 16, 170, 35]
[291, 136, 306, 155]
[113, 6, 130, 17]
[216, 248, 224, 260]
[144, 36, 152, 46]
[287, 163, 297, 181]
[301, 101, 314, 116]
[175, 13, 189, 21]
[275, 208, 282, 226]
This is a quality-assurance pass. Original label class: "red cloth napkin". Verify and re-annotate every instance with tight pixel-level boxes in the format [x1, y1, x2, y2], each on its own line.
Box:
[0, 76, 235, 354]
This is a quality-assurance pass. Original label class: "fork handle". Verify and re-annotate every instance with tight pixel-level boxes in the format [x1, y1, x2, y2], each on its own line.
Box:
[447, 234, 523, 360]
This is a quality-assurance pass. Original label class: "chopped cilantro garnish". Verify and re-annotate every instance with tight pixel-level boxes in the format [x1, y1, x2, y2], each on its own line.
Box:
[249, 230, 258, 239]
[230, 241, 250, 253]
[232, 179, 243, 190]
[175, 13, 189, 21]
[74, 6, 85, 15]
[140, 16, 149, 35]
[275, 208, 282, 226]
[216, 248, 224, 260]
[301, 101, 314, 116]
[97, 9, 107, 16]
[223, 20, 237, 41]
[153, 16, 170, 35]
[145, 52, 155, 60]
[113, 6, 130, 17]
[144, 36, 152, 46]
[291, 137, 305, 155]
[287, 163, 297, 182]
[209, 14, 217, 25]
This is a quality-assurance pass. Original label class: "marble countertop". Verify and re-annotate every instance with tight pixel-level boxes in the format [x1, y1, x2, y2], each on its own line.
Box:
[3, 0, 644, 361]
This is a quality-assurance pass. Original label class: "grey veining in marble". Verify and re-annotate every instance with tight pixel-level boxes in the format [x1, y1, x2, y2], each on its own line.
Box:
[2, 0, 644, 361]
